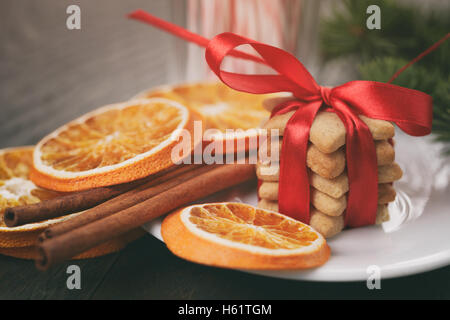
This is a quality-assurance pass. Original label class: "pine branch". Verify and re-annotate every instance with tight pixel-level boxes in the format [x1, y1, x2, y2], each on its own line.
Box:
[320, 0, 450, 67]
[359, 57, 450, 153]
[320, 0, 450, 153]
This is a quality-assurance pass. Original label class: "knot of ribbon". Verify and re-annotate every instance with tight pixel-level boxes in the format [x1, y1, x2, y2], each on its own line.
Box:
[319, 86, 332, 106]
[129, 10, 434, 227]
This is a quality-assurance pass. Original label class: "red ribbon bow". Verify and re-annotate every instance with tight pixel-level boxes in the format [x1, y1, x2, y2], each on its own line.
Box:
[129, 10, 433, 227]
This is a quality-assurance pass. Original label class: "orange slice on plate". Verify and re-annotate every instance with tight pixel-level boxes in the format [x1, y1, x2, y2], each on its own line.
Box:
[162, 202, 330, 270]
[134, 82, 273, 152]
[0, 146, 144, 256]
[31, 98, 197, 192]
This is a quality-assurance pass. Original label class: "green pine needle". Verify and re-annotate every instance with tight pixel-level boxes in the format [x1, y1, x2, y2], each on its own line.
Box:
[359, 57, 450, 153]
[320, 0, 450, 153]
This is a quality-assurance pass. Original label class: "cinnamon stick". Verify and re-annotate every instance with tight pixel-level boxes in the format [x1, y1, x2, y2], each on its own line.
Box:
[3, 182, 138, 228]
[36, 163, 256, 270]
[40, 164, 212, 240]
[3, 164, 183, 228]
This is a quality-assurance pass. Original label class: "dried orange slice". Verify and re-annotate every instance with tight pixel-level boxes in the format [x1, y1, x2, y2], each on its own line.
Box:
[134, 82, 273, 152]
[0, 146, 73, 247]
[0, 146, 62, 222]
[162, 202, 330, 270]
[31, 98, 197, 191]
[0, 146, 144, 256]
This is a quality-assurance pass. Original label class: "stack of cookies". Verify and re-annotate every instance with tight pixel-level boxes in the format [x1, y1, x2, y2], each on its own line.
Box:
[257, 98, 403, 238]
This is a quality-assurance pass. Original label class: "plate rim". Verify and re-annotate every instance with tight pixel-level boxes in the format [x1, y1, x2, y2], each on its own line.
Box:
[143, 218, 450, 282]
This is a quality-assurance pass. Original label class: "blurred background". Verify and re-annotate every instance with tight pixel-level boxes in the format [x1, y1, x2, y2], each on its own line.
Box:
[0, 0, 448, 150]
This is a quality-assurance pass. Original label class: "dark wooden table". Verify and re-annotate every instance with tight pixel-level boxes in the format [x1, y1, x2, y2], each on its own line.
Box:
[1, 233, 450, 299]
[1, 0, 449, 300]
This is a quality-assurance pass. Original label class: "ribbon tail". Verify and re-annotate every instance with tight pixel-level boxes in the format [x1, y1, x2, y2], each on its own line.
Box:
[336, 109, 378, 227]
[128, 10, 266, 65]
[278, 101, 322, 223]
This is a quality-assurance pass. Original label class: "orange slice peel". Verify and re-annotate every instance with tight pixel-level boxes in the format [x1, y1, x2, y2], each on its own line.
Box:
[0, 146, 144, 255]
[162, 202, 330, 270]
[134, 82, 274, 152]
[31, 98, 197, 191]
[0, 146, 77, 245]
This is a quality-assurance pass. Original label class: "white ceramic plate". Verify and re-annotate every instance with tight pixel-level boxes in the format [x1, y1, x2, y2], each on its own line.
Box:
[143, 132, 450, 282]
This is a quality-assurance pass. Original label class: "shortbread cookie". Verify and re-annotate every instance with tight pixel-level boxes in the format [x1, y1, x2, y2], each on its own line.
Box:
[307, 144, 345, 179]
[257, 200, 389, 237]
[378, 163, 403, 184]
[256, 163, 280, 182]
[310, 112, 348, 154]
[263, 111, 295, 135]
[309, 209, 345, 238]
[311, 205, 389, 237]
[259, 138, 394, 173]
[375, 204, 390, 224]
[258, 181, 278, 201]
[259, 180, 396, 208]
[256, 202, 344, 239]
[263, 110, 395, 154]
[360, 116, 396, 144]
[258, 182, 346, 217]
[310, 172, 349, 199]
[375, 140, 395, 166]
[257, 198, 279, 212]
[311, 171, 395, 203]
[257, 136, 282, 163]
[258, 201, 390, 238]
[313, 113, 395, 153]
[310, 188, 346, 216]
[259, 140, 345, 179]
[378, 184, 396, 204]
[257, 162, 403, 185]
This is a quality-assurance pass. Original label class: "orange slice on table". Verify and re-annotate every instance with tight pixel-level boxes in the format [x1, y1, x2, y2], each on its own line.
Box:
[0, 146, 144, 257]
[162, 202, 330, 270]
[0, 146, 79, 247]
[31, 98, 197, 192]
[0, 146, 63, 238]
[134, 82, 273, 152]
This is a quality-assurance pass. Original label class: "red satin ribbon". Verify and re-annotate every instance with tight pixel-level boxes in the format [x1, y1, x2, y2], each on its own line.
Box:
[129, 10, 433, 227]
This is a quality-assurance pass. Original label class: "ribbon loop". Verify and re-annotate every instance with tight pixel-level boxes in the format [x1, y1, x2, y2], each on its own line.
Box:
[206, 33, 320, 98]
